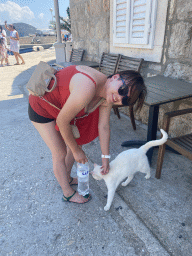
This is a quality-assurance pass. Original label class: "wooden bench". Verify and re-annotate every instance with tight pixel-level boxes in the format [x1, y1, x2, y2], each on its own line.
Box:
[70, 49, 85, 62]
[99, 52, 120, 76]
[156, 108, 192, 179]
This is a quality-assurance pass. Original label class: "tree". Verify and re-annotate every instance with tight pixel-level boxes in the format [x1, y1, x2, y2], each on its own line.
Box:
[49, 7, 71, 33]
[60, 7, 71, 33]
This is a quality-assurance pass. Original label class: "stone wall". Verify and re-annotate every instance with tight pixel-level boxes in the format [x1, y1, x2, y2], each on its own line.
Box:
[70, 0, 110, 62]
[70, 0, 192, 137]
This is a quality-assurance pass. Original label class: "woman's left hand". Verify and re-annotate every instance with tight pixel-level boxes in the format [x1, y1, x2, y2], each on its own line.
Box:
[101, 158, 110, 175]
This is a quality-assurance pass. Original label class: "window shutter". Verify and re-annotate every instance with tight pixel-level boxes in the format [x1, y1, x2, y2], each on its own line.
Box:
[129, 0, 152, 45]
[113, 0, 130, 44]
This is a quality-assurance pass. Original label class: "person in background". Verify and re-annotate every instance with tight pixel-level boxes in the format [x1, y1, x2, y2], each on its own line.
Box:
[62, 34, 65, 42]
[4, 21, 25, 65]
[0, 25, 9, 66]
[64, 34, 68, 42]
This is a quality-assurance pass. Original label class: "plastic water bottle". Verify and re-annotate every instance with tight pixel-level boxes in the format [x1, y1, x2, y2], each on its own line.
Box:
[77, 162, 89, 196]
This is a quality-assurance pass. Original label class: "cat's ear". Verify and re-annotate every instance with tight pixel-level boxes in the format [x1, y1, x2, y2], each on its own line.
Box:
[94, 163, 98, 167]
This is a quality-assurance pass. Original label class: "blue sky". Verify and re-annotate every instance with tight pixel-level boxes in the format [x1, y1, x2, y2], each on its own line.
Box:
[0, 0, 69, 30]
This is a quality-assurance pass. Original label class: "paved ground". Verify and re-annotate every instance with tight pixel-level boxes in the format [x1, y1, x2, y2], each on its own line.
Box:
[0, 48, 192, 256]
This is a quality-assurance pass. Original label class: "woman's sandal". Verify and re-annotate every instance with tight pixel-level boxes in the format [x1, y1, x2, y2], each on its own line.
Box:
[69, 177, 78, 186]
[62, 191, 91, 204]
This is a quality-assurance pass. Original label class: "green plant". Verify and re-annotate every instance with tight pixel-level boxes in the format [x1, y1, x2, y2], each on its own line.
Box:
[49, 7, 71, 33]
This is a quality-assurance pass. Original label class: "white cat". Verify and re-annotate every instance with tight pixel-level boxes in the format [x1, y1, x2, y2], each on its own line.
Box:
[92, 129, 168, 211]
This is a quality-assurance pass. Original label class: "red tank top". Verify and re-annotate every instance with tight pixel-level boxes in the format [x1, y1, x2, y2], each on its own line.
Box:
[29, 65, 100, 145]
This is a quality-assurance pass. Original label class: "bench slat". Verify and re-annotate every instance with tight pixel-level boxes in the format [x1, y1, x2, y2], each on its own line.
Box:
[70, 49, 85, 62]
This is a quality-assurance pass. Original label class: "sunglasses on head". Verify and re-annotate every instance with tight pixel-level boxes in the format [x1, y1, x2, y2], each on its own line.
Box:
[118, 76, 131, 106]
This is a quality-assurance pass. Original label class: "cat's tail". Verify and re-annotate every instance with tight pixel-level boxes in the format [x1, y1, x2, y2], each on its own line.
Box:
[140, 129, 168, 154]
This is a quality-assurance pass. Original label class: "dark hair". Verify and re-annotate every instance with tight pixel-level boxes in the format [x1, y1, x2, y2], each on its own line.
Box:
[108, 70, 147, 111]
[0, 26, 2, 32]
[9, 24, 15, 29]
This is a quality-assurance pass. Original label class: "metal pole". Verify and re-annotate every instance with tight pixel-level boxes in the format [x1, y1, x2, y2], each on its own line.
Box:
[53, 0, 62, 43]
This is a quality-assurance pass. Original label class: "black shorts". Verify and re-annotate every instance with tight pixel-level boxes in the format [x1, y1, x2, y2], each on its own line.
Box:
[28, 104, 55, 123]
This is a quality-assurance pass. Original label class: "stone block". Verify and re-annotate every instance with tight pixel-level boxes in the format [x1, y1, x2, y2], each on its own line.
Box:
[103, 0, 110, 12]
[73, 40, 85, 50]
[99, 41, 109, 56]
[168, 112, 192, 138]
[168, 22, 192, 59]
[88, 20, 99, 39]
[136, 104, 149, 125]
[95, 18, 109, 40]
[164, 62, 192, 82]
[89, 0, 102, 16]
[148, 63, 162, 72]
[77, 20, 88, 38]
[75, 2, 87, 20]
[176, 0, 192, 20]
[157, 102, 175, 129]
[168, 0, 176, 20]
[87, 40, 99, 56]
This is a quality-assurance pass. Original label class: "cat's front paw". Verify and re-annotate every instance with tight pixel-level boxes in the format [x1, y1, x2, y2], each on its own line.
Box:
[145, 174, 151, 179]
[104, 205, 110, 211]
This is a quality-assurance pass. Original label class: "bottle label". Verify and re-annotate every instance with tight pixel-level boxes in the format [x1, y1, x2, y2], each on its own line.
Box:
[77, 170, 89, 178]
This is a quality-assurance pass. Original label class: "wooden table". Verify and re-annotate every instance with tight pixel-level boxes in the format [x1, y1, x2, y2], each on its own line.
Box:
[58, 60, 99, 68]
[121, 75, 192, 164]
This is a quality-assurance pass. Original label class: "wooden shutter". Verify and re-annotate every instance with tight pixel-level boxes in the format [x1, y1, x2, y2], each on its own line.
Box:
[113, 0, 130, 44]
[129, 0, 153, 45]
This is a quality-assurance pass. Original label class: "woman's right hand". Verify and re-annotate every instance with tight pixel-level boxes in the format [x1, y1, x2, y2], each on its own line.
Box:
[73, 147, 88, 164]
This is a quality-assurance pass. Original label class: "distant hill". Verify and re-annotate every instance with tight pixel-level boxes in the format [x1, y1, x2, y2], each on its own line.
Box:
[0, 23, 41, 37]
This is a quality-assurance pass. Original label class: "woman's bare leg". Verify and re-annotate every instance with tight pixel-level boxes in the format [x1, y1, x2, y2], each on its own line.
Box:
[1, 58, 4, 65]
[32, 120, 89, 203]
[17, 53, 25, 64]
[66, 146, 75, 178]
[5, 57, 9, 65]
[65, 146, 78, 185]
[13, 52, 19, 64]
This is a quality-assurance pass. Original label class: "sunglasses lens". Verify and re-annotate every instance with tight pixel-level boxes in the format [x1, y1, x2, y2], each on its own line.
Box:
[122, 96, 130, 106]
[118, 76, 131, 105]
[118, 76, 129, 96]
[118, 86, 128, 96]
